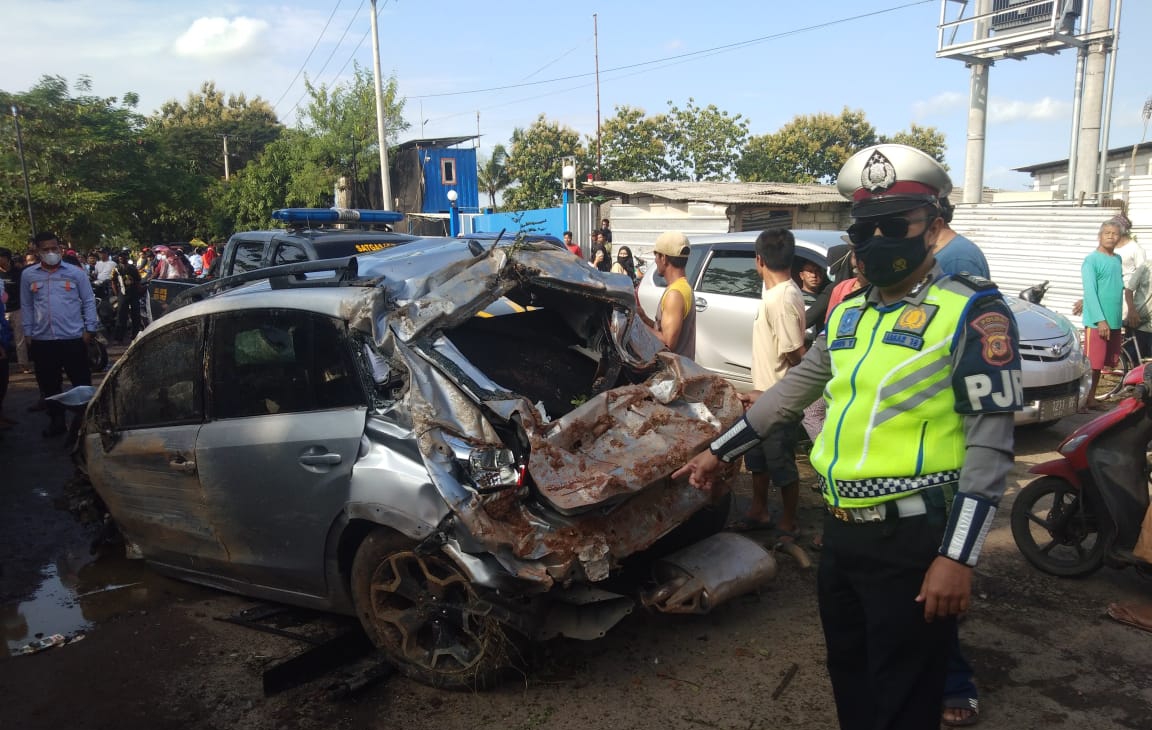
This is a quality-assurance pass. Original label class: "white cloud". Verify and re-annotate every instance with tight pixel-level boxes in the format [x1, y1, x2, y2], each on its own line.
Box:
[912, 92, 966, 119]
[989, 97, 1070, 123]
[173, 16, 268, 58]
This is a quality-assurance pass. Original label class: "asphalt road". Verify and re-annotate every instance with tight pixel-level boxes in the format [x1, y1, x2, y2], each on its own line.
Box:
[1, 357, 1151, 730]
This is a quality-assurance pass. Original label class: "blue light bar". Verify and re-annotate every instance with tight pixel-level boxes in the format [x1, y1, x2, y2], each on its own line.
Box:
[272, 208, 404, 224]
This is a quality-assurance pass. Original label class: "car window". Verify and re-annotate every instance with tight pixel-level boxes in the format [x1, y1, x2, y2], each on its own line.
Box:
[272, 242, 309, 265]
[649, 245, 710, 288]
[112, 321, 204, 429]
[695, 250, 761, 299]
[210, 310, 365, 419]
[230, 239, 265, 274]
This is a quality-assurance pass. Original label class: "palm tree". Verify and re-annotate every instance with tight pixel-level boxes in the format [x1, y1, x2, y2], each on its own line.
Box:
[477, 144, 511, 210]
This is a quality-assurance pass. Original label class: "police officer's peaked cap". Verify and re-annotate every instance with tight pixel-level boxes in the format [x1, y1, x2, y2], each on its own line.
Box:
[837, 144, 952, 219]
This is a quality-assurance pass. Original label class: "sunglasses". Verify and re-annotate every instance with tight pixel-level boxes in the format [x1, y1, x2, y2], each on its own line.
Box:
[847, 214, 936, 245]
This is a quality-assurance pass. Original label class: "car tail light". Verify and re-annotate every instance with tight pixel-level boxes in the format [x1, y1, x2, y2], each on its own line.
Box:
[468, 448, 524, 492]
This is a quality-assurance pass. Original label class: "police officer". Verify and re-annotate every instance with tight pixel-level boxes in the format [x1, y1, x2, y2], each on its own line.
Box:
[673, 144, 1022, 730]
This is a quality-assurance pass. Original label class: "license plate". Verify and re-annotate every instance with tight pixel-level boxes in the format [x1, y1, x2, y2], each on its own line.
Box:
[1038, 394, 1078, 421]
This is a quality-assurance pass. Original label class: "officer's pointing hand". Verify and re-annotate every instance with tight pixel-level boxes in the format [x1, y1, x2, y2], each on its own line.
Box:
[736, 390, 763, 410]
[671, 450, 722, 492]
[916, 556, 972, 622]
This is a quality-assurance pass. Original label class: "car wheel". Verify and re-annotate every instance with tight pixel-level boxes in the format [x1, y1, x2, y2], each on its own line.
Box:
[350, 529, 520, 689]
[1010, 477, 1112, 577]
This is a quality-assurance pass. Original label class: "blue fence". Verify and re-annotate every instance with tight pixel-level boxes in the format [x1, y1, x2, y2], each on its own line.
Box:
[467, 207, 566, 238]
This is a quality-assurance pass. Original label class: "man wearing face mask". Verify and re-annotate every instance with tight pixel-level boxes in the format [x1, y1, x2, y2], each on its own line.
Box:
[21, 230, 99, 437]
[672, 144, 1022, 730]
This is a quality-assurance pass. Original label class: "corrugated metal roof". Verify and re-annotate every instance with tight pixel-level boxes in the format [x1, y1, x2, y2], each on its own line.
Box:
[583, 181, 845, 206]
[1013, 141, 1152, 173]
[394, 135, 478, 150]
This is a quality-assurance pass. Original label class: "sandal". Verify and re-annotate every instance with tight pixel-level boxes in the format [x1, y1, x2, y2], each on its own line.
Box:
[941, 697, 980, 727]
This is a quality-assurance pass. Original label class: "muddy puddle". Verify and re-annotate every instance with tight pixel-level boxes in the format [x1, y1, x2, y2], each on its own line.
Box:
[2, 549, 197, 658]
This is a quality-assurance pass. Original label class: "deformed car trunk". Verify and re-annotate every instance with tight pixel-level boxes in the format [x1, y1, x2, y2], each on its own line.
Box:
[356, 241, 759, 603]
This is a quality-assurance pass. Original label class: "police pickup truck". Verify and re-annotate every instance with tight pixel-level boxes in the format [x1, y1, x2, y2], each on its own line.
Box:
[148, 208, 414, 320]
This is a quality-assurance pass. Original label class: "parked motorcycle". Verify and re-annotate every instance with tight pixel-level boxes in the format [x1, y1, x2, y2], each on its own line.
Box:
[1011, 364, 1152, 577]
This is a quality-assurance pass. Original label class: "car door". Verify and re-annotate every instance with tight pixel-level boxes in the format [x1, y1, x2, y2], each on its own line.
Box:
[195, 308, 368, 596]
[691, 246, 761, 388]
[83, 319, 231, 569]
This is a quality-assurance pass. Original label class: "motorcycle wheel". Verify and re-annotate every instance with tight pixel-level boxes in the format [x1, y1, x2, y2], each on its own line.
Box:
[87, 339, 109, 373]
[1010, 477, 1113, 577]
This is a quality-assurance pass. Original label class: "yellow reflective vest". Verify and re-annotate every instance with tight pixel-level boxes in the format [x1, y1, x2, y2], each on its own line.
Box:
[811, 281, 976, 508]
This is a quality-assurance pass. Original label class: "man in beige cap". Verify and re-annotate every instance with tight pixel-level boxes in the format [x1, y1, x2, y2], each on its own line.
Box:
[638, 231, 696, 359]
[673, 144, 1021, 730]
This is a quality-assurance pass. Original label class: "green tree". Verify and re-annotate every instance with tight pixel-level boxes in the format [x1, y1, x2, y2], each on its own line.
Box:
[477, 143, 511, 209]
[595, 105, 670, 181]
[504, 115, 587, 210]
[216, 64, 407, 232]
[294, 63, 407, 210]
[880, 123, 949, 168]
[138, 82, 283, 241]
[663, 98, 749, 181]
[0, 75, 150, 249]
[737, 108, 877, 184]
[154, 81, 281, 180]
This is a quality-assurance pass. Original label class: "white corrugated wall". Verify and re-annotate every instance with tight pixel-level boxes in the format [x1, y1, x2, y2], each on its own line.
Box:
[600, 201, 731, 262]
[1125, 175, 1152, 247]
[951, 205, 1123, 323]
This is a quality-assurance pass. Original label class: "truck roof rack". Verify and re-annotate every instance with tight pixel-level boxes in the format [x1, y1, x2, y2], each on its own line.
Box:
[169, 256, 369, 312]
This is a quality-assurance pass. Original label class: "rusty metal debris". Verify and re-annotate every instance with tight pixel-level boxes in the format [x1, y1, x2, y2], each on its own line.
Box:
[641, 533, 778, 614]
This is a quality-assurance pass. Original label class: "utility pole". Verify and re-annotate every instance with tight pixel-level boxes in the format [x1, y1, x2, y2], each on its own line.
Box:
[11, 105, 35, 236]
[594, 13, 601, 181]
[370, 0, 393, 211]
[222, 134, 231, 180]
[1073, 0, 1113, 201]
[962, 0, 991, 204]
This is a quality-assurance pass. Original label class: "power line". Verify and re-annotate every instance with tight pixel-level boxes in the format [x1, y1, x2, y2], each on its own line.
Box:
[328, 0, 397, 86]
[283, 0, 371, 121]
[520, 38, 591, 82]
[410, 0, 932, 100]
[272, 0, 343, 113]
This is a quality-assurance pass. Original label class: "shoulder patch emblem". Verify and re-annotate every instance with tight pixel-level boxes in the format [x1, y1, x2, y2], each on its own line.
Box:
[971, 312, 1014, 366]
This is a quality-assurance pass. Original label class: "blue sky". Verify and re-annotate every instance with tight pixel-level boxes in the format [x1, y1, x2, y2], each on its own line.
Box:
[2, 0, 1148, 190]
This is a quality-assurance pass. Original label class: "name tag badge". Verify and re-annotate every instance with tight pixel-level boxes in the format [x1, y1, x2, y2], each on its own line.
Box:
[882, 331, 925, 350]
[830, 337, 857, 351]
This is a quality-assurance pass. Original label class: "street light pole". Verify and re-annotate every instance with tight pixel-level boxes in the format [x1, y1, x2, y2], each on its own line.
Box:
[11, 105, 36, 235]
[561, 156, 576, 236]
[447, 189, 459, 236]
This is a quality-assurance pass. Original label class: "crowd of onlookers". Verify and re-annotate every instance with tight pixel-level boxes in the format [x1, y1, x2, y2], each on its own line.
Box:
[0, 234, 223, 440]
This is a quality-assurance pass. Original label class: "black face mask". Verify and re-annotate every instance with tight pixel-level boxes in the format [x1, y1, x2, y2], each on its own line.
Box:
[854, 233, 930, 288]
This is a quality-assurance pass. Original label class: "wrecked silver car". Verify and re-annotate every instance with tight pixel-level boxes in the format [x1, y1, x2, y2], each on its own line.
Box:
[80, 236, 771, 688]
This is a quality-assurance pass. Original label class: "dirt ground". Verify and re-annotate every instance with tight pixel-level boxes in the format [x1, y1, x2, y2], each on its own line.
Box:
[2, 354, 1151, 730]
